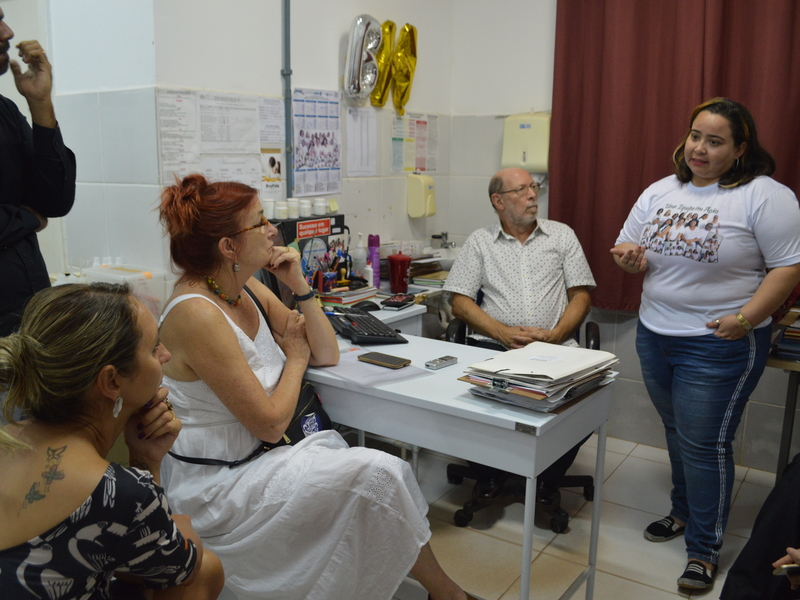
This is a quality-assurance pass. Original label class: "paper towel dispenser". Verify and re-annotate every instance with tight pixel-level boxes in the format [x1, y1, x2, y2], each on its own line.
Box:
[501, 112, 550, 172]
[407, 173, 436, 218]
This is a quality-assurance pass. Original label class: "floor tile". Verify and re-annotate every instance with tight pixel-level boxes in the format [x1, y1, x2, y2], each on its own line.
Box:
[566, 442, 629, 484]
[504, 558, 689, 600]
[726, 480, 771, 539]
[427, 516, 528, 600]
[543, 500, 748, 596]
[630, 443, 671, 464]
[583, 433, 638, 456]
[744, 466, 777, 487]
[499, 553, 585, 599]
[600, 455, 675, 515]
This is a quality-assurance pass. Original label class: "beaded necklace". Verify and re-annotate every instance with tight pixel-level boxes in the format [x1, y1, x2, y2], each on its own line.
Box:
[205, 275, 241, 307]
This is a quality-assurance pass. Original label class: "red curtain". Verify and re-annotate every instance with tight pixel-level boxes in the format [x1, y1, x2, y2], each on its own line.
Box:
[549, 0, 800, 311]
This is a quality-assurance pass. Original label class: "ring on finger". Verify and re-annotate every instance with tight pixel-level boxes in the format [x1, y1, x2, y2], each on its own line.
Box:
[163, 398, 176, 420]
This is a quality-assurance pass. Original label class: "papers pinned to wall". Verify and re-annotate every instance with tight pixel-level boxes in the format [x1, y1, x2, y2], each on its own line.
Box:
[156, 88, 286, 199]
[292, 88, 342, 197]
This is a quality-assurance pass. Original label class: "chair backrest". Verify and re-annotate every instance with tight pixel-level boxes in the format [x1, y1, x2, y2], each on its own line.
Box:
[444, 288, 600, 350]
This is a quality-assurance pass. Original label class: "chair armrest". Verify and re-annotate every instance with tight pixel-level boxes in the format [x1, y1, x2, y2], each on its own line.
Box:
[584, 321, 600, 350]
[446, 317, 467, 345]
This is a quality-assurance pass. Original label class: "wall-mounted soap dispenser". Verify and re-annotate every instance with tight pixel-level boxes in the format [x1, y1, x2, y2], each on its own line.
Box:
[501, 112, 550, 172]
[407, 172, 436, 218]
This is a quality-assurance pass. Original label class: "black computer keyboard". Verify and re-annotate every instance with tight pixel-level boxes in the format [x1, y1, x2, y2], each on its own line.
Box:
[326, 307, 408, 344]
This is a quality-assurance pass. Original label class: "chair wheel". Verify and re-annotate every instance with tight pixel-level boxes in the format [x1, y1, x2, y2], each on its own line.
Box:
[550, 517, 567, 533]
[448, 474, 463, 485]
[584, 486, 594, 501]
[454, 509, 472, 527]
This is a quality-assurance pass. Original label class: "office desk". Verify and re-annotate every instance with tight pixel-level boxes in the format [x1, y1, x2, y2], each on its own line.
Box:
[306, 335, 612, 600]
[768, 354, 800, 480]
[768, 309, 800, 481]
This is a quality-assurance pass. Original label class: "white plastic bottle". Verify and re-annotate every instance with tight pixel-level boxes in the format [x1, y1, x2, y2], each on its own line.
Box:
[363, 260, 374, 287]
[352, 232, 367, 278]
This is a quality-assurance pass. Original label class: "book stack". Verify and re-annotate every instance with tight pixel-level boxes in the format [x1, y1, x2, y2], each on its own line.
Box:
[412, 270, 449, 288]
[318, 286, 377, 307]
[775, 316, 800, 360]
[459, 342, 618, 412]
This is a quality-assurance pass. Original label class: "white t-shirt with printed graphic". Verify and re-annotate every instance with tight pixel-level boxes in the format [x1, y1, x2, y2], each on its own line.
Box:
[616, 175, 800, 336]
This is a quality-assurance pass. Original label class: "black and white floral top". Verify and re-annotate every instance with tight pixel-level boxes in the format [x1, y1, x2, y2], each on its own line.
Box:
[0, 463, 196, 599]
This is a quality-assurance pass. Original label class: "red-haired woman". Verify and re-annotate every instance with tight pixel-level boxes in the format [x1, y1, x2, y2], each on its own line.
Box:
[157, 174, 475, 600]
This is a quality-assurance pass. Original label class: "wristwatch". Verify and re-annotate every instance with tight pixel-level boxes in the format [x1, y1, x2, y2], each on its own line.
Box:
[736, 312, 754, 332]
[292, 290, 316, 302]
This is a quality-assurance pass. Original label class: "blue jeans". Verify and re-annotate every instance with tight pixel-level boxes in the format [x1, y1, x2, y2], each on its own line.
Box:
[636, 321, 770, 564]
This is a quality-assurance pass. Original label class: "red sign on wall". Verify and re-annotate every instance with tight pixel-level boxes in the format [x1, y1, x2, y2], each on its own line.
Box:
[296, 218, 331, 239]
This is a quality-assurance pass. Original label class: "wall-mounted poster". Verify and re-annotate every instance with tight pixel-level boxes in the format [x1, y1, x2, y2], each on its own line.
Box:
[292, 88, 342, 197]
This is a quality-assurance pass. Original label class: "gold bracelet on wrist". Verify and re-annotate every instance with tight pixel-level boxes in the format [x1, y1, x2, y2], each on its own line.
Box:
[736, 312, 754, 332]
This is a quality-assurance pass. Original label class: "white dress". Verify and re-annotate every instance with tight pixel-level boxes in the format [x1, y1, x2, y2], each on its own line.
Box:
[159, 294, 430, 600]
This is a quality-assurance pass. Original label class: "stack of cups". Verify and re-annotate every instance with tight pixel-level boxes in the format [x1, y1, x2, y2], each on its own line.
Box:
[275, 201, 289, 220]
[313, 197, 328, 216]
[262, 198, 275, 220]
[287, 198, 300, 219]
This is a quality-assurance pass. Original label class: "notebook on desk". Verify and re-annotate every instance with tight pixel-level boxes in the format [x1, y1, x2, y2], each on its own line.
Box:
[326, 307, 408, 345]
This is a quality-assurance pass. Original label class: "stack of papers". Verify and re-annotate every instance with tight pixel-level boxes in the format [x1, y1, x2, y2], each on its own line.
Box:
[775, 317, 800, 360]
[460, 342, 618, 412]
[318, 286, 377, 307]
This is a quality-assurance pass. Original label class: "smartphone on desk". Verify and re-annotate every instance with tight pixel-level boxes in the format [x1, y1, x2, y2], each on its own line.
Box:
[357, 351, 411, 369]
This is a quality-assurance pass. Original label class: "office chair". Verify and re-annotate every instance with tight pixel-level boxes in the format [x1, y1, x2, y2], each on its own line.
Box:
[444, 317, 598, 533]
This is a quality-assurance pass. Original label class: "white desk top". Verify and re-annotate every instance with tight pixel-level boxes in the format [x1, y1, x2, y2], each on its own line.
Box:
[307, 334, 603, 437]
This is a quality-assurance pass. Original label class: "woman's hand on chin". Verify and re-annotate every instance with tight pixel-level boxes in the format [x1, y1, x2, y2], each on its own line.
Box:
[124, 387, 182, 465]
[264, 246, 305, 286]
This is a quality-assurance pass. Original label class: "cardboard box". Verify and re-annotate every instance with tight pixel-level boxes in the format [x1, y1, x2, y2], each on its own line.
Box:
[83, 264, 171, 317]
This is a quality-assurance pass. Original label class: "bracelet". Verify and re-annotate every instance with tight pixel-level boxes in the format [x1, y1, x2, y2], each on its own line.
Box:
[736, 312, 754, 332]
[292, 290, 316, 302]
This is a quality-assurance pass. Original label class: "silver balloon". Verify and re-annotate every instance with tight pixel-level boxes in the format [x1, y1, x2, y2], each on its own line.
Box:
[343, 14, 382, 101]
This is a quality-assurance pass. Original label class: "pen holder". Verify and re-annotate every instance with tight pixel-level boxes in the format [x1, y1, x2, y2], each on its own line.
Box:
[388, 252, 412, 293]
[322, 272, 336, 292]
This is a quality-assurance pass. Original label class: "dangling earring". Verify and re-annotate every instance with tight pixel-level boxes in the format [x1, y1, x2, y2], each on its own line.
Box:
[734, 157, 740, 170]
[233, 261, 241, 272]
[113, 396, 123, 418]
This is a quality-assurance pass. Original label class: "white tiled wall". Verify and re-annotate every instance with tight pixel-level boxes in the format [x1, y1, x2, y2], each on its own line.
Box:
[55, 88, 162, 271]
[51, 81, 795, 473]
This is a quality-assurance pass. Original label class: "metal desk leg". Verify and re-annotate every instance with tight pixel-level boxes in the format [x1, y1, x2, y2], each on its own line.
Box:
[519, 475, 537, 600]
[586, 421, 607, 599]
[777, 371, 799, 482]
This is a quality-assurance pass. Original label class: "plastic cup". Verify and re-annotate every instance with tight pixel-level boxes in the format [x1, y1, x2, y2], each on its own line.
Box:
[388, 252, 412, 293]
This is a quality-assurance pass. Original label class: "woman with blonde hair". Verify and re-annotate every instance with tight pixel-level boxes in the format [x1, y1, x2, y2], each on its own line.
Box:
[0, 283, 224, 599]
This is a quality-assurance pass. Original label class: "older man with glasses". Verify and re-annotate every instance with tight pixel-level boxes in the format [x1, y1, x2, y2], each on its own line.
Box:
[443, 167, 595, 510]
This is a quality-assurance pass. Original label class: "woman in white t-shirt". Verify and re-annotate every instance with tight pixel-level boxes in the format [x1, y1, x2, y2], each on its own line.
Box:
[611, 98, 800, 591]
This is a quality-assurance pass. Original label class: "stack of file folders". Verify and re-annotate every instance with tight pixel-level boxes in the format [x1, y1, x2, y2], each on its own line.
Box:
[459, 342, 619, 413]
[774, 316, 800, 360]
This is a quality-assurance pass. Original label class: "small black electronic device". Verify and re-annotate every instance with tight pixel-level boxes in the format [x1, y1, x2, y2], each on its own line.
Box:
[425, 355, 458, 370]
[357, 351, 411, 369]
[352, 300, 381, 312]
[773, 564, 800, 576]
[381, 293, 415, 309]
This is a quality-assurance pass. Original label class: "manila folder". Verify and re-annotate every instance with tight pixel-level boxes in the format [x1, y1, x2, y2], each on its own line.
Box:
[467, 342, 617, 383]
